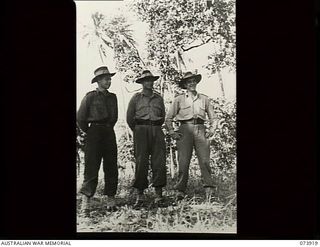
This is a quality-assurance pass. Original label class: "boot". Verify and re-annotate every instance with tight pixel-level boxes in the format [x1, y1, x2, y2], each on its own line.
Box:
[133, 189, 145, 208]
[175, 190, 186, 201]
[205, 187, 216, 202]
[81, 194, 91, 213]
[154, 187, 163, 204]
[106, 195, 117, 211]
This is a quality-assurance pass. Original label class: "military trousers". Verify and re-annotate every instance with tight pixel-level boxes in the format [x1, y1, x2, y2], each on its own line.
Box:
[79, 125, 118, 197]
[175, 123, 215, 192]
[132, 125, 166, 190]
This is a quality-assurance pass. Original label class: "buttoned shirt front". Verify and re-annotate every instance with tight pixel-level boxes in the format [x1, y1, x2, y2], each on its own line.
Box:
[165, 92, 215, 132]
[77, 89, 118, 132]
[126, 91, 165, 130]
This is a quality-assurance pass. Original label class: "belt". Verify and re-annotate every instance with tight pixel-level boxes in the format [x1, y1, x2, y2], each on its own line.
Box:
[135, 119, 163, 126]
[180, 118, 205, 125]
[90, 122, 112, 127]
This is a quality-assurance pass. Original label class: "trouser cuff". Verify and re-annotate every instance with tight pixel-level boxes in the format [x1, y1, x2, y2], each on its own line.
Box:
[79, 191, 92, 198]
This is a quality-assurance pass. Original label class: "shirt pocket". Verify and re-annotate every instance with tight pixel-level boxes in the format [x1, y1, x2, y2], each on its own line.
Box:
[90, 100, 108, 119]
[179, 104, 192, 117]
[107, 98, 117, 111]
[107, 97, 117, 108]
[198, 105, 206, 118]
[152, 105, 163, 117]
[136, 105, 149, 118]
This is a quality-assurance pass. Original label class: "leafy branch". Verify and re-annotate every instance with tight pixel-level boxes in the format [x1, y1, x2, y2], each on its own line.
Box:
[182, 38, 212, 52]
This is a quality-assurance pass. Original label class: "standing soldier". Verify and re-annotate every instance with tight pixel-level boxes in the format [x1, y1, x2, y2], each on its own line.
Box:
[127, 70, 166, 207]
[165, 71, 217, 201]
[77, 66, 118, 212]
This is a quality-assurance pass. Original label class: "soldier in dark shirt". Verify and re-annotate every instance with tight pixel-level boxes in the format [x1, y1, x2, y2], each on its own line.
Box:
[165, 71, 217, 201]
[127, 70, 166, 207]
[77, 66, 118, 212]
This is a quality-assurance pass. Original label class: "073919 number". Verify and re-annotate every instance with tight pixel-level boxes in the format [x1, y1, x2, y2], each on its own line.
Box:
[300, 241, 318, 246]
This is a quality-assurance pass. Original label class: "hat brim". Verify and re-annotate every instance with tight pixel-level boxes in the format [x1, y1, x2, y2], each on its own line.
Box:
[91, 72, 116, 84]
[178, 74, 202, 89]
[136, 75, 160, 84]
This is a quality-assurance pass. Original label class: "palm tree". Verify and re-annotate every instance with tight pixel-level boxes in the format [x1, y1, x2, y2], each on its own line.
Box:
[81, 12, 145, 140]
[81, 12, 144, 66]
[80, 12, 111, 64]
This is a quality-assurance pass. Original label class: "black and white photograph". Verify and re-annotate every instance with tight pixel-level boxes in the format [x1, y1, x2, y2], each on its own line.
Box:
[76, 0, 236, 233]
[1, 0, 318, 240]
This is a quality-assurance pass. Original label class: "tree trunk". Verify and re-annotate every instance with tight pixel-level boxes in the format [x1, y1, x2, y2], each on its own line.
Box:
[167, 83, 178, 178]
[98, 45, 106, 64]
[176, 50, 181, 72]
[119, 73, 130, 141]
[176, 49, 187, 72]
[217, 69, 225, 98]
[175, 150, 179, 172]
[168, 82, 175, 103]
[161, 74, 167, 97]
[159, 76, 163, 97]
[169, 143, 175, 178]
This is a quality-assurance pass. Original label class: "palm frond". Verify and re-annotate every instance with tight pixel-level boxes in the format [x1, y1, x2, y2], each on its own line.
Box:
[100, 36, 114, 49]
[98, 44, 106, 64]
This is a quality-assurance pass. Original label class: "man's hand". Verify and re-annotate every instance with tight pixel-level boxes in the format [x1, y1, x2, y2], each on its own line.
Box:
[170, 131, 182, 140]
[77, 134, 86, 142]
[205, 126, 216, 139]
[77, 136, 83, 143]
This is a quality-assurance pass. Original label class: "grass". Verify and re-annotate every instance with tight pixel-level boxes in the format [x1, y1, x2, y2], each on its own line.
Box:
[77, 193, 236, 233]
[76, 159, 236, 233]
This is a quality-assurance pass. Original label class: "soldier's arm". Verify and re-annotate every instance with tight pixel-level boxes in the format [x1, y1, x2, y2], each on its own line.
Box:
[77, 95, 90, 133]
[159, 97, 166, 125]
[205, 97, 217, 129]
[110, 94, 118, 127]
[165, 97, 179, 134]
[126, 94, 137, 131]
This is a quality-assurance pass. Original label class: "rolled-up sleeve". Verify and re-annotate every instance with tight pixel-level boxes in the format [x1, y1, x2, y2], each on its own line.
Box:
[165, 98, 179, 133]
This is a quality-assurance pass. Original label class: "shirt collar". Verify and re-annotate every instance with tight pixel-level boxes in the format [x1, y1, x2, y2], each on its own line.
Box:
[141, 90, 155, 98]
[185, 91, 198, 101]
[96, 88, 110, 96]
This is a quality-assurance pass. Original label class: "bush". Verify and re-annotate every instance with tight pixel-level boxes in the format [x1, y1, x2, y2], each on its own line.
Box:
[76, 98, 236, 202]
[209, 98, 236, 201]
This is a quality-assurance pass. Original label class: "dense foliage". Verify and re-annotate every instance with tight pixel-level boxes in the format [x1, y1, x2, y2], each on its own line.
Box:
[83, 13, 145, 83]
[132, 0, 235, 82]
[77, 0, 236, 232]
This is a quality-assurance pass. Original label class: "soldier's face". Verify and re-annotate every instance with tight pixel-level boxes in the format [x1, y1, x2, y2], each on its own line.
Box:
[185, 78, 197, 91]
[98, 76, 111, 90]
[142, 79, 154, 89]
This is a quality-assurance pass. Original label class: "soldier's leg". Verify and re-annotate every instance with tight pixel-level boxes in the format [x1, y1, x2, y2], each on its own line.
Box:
[102, 127, 118, 197]
[194, 125, 215, 188]
[150, 126, 166, 192]
[132, 125, 150, 191]
[174, 124, 194, 192]
[80, 126, 103, 198]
